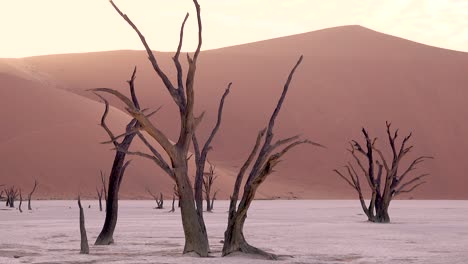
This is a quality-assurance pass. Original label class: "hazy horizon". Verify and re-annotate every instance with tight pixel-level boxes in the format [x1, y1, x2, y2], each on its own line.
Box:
[1, 0, 467, 58]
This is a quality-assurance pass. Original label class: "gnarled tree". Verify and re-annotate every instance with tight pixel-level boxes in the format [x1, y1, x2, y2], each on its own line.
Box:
[222, 56, 321, 259]
[92, 0, 232, 256]
[334, 123, 432, 223]
[27, 180, 38, 211]
[93, 68, 139, 245]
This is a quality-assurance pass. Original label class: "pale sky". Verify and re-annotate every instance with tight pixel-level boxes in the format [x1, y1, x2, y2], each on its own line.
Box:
[1, 0, 467, 58]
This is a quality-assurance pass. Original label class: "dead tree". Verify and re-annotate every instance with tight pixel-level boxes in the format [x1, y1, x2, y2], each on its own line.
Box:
[146, 189, 164, 209]
[92, 0, 232, 256]
[18, 189, 23, 213]
[93, 67, 139, 245]
[202, 161, 218, 212]
[78, 196, 90, 254]
[101, 171, 108, 206]
[222, 56, 321, 259]
[27, 180, 38, 210]
[96, 187, 104, 212]
[334, 123, 432, 223]
[169, 195, 176, 212]
[5, 186, 19, 208]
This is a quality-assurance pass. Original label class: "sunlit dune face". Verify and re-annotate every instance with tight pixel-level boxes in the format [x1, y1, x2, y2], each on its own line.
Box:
[0, 0, 467, 58]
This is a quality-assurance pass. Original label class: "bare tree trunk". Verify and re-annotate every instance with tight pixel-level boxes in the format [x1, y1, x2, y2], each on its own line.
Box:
[78, 196, 89, 254]
[19, 190, 23, 213]
[95, 156, 132, 245]
[205, 193, 211, 212]
[28, 180, 38, 211]
[169, 195, 176, 212]
[209, 191, 217, 212]
[173, 159, 210, 256]
[97, 188, 103, 212]
[101, 171, 108, 207]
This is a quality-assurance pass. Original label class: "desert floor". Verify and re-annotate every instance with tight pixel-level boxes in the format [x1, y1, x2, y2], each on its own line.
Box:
[0, 200, 467, 264]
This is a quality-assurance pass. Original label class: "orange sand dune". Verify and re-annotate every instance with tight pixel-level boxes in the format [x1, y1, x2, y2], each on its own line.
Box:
[1, 26, 468, 199]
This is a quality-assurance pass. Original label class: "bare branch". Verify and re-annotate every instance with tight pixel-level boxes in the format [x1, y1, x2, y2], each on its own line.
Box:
[108, 1, 185, 109]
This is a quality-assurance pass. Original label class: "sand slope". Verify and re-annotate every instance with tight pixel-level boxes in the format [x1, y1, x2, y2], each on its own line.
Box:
[1, 26, 468, 199]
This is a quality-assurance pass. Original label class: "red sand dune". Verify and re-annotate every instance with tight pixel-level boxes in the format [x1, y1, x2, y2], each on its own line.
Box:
[1, 26, 467, 199]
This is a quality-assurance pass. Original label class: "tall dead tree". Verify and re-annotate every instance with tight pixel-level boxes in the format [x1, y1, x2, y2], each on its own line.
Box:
[203, 161, 218, 212]
[27, 180, 38, 211]
[93, 0, 232, 256]
[93, 67, 139, 245]
[334, 123, 432, 223]
[78, 196, 90, 254]
[222, 56, 321, 259]
[146, 189, 164, 209]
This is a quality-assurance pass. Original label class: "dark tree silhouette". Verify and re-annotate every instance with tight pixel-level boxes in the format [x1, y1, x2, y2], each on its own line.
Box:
[93, 67, 139, 245]
[334, 122, 432, 223]
[96, 186, 104, 212]
[78, 196, 89, 254]
[27, 179, 38, 211]
[18, 189, 23, 213]
[5, 186, 19, 208]
[222, 56, 322, 259]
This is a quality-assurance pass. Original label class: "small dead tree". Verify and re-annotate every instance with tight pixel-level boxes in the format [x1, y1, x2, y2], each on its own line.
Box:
[222, 56, 321, 259]
[203, 161, 218, 212]
[146, 189, 164, 209]
[96, 187, 104, 212]
[169, 194, 176, 212]
[5, 186, 19, 208]
[78, 196, 90, 254]
[334, 123, 432, 223]
[18, 189, 23, 213]
[101, 171, 108, 204]
[28, 180, 38, 210]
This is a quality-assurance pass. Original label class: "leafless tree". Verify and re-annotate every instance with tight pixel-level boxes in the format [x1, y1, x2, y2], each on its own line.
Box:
[334, 123, 432, 223]
[78, 196, 89, 254]
[92, 0, 233, 256]
[5, 186, 19, 208]
[28, 179, 38, 211]
[93, 67, 139, 245]
[222, 56, 321, 259]
[101, 170, 108, 206]
[169, 194, 176, 213]
[18, 189, 23, 213]
[146, 189, 164, 209]
[203, 161, 218, 212]
[96, 186, 104, 212]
